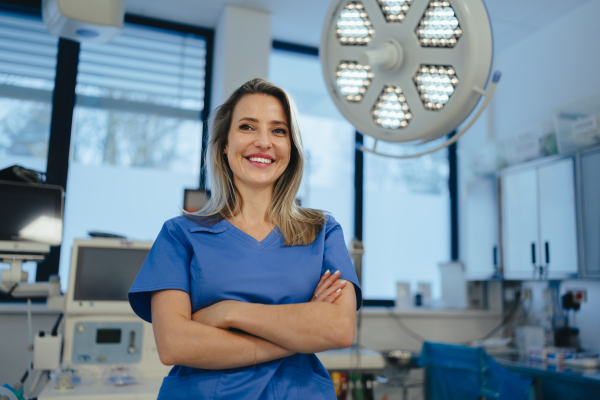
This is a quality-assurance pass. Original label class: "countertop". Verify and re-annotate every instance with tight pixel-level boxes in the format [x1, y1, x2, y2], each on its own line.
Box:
[494, 355, 600, 384]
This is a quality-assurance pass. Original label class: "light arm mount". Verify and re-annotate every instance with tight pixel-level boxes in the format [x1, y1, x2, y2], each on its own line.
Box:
[359, 39, 404, 70]
[359, 71, 502, 159]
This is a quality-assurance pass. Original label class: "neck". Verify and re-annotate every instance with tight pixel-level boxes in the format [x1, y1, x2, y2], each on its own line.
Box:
[233, 180, 274, 227]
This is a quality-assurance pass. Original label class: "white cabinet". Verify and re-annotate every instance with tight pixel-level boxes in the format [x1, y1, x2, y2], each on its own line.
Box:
[579, 148, 600, 277]
[502, 158, 579, 279]
[464, 177, 500, 279]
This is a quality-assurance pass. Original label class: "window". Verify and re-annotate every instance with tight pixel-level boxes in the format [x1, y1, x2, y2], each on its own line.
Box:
[269, 48, 355, 244]
[58, 23, 208, 291]
[0, 11, 57, 173]
[0, 10, 58, 283]
[362, 137, 450, 299]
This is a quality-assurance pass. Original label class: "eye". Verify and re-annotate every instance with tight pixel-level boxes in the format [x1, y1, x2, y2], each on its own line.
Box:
[273, 128, 288, 136]
[239, 124, 253, 131]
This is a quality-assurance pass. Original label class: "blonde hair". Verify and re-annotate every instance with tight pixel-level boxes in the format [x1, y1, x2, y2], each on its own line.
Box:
[190, 78, 325, 246]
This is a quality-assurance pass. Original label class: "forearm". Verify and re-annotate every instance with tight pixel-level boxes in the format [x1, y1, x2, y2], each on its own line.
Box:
[154, 314, 294, 369]
[227, 302, 355, 353]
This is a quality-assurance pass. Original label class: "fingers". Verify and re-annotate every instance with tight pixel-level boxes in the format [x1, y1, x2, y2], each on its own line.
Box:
[322, 289, 343, 304]
[313, 270, 341, 297]
[315, 270, 331, 290]
[311, 279, 347, 303]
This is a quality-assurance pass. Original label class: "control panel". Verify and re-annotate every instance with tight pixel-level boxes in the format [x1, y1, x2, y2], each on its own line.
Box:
[72, 321, 143, 364]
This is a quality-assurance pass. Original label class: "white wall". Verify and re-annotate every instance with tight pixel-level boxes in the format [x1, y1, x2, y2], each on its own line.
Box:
[210, 5, 271, 109]
[459, 1, 600, 352]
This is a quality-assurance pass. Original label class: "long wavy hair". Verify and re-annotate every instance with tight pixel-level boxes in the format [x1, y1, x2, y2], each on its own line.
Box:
[189, 78, 325, 246]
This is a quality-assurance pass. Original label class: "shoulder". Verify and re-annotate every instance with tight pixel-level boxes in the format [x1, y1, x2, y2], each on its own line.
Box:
[323, 214, 342, 234]
[313, 213, 344, 243]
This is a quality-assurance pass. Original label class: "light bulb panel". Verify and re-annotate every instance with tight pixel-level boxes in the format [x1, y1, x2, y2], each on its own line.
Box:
[372, 85, 412, 129]
[336, 1, 375, 45]
[336, 61, 374, 102]
[321, 0, 493, 143]
[377, 0, 414, 23]
[416, 1, 462, 48]
[414, 65, 459, 110]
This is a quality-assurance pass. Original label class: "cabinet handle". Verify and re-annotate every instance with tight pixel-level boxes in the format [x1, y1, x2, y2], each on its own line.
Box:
[531, 243, 536, 264]
[493, 246, 498, 266]
[545, 242, 550, 264]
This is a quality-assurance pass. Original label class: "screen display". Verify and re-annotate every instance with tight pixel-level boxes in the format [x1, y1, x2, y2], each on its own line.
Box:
[73, 247, 149, 301]
[96, 329, 122, 344]
[0, 181, 63, 244]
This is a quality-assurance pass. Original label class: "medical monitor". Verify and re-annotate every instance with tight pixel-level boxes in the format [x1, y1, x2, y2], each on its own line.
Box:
[66, 238, 153, 315]
[0, 180, 64, 252]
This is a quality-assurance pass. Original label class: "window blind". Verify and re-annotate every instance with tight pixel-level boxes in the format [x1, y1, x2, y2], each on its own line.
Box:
[76, 24, 207, 120]
[0, 11, 58, 101]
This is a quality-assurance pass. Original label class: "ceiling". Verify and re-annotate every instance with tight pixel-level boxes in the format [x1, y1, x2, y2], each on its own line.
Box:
[125, 0, 592, 53]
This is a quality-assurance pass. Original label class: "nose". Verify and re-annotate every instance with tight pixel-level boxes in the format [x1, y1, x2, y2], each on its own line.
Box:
[254, 127, 272, 149]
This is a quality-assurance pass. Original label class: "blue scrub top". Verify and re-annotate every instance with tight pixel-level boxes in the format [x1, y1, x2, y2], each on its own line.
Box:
[129, 214, 362, 400]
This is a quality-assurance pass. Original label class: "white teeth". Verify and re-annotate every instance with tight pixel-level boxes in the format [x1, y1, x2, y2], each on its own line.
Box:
[248, 157, 273, 164]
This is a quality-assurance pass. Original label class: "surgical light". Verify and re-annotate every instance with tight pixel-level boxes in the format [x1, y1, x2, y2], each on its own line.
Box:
[414, 65, 458, 110]
[372, 85, 412, 128]
[377, 0, 413, 22]
[336, 61, 374, 102]
[416, 1, 462, 48]
[320, 0, 500, 158]
[336, 1, 375, 45]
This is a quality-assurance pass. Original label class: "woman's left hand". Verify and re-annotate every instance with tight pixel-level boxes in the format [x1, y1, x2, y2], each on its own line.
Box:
[191, 300, 239, 329]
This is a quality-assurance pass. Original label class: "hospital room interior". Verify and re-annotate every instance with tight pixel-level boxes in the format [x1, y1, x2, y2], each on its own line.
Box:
[1, 0, 599, 399]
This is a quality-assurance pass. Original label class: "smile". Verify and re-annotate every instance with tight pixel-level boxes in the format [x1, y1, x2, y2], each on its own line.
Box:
[247, 157, 274, 164]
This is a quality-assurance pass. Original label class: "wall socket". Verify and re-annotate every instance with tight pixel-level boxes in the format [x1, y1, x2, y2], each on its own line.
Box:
[565, 289, 587, 303]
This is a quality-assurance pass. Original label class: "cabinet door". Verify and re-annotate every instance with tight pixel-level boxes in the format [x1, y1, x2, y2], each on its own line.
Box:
[581, 149, 600, 277]
[465, 177, 499, 279]
[502, 167, 539, 279]
[538, 158, 579, 277]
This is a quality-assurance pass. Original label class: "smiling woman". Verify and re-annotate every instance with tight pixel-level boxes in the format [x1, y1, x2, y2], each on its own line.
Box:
[198, 78, 327, 246]
[226, 94, 291, 193]
[128, 78, 362, 399]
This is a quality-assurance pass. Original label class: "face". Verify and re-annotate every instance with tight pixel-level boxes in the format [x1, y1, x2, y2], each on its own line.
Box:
[225, 93, 292, 192]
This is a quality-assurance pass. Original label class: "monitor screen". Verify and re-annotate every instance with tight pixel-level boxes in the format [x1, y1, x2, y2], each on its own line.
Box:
[0, 181, 63, 245]
[73, 247, 149, 301]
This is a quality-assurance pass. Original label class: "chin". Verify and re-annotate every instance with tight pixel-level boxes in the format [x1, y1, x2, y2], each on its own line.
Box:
[240, 175, 277, 189]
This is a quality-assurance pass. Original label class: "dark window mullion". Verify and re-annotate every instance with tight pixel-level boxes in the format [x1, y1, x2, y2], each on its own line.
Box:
[449, 133, 459, 260]
[354, 131, 364, 241]
[36, 38, 79, 283]
[199, 30, 214, 189]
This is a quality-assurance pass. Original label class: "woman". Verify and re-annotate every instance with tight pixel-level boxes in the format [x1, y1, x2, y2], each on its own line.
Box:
[128, 78, 361, 399]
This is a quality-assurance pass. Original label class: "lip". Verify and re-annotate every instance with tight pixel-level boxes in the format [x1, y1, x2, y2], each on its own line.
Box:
[244, 153, 275, 168]
[245, 153, 275, 161]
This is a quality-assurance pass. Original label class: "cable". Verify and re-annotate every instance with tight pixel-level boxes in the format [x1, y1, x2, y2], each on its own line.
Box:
[386, 310, 426, 344]
[20, 369, 29, 384]
[51, 312, 63, 336]
[387, 291, 523, 346]
[473, 291, 522, 342]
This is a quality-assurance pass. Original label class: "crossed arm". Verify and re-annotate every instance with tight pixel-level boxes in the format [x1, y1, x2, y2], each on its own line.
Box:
[151, 270, 357, 370]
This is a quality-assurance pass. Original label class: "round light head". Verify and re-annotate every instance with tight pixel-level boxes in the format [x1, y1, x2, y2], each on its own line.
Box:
[320, 0, 493, 143]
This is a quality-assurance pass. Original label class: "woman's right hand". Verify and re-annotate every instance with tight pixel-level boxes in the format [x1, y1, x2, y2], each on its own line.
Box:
[309, 270, 347, 303]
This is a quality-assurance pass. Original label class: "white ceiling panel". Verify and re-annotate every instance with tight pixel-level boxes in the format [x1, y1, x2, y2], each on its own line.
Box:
[125, 0, 593, 51]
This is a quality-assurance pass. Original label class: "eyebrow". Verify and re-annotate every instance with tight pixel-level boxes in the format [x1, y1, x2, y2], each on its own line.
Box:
[237, 117, 289, 128]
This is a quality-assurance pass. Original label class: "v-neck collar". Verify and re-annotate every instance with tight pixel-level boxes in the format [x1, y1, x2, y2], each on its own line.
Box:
[222, 219, 281, 249]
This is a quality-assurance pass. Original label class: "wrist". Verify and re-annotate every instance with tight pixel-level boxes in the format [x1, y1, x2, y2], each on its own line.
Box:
[224, 300, 244, 328]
